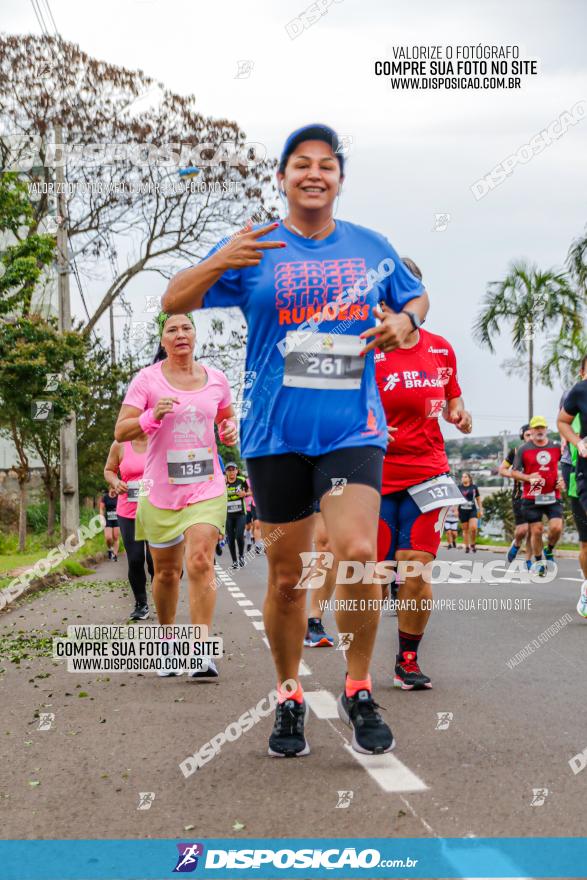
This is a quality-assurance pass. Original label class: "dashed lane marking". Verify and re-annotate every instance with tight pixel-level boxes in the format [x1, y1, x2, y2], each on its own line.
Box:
[304, 690, 339, 719]
[343, 743, 428, 793]
[299, 659, 312, 676]
[223, 564, 430, 797]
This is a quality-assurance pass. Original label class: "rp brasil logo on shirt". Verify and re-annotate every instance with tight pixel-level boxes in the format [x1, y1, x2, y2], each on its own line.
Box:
[383, 370, 450, 390]
[173, 842, 204, 872]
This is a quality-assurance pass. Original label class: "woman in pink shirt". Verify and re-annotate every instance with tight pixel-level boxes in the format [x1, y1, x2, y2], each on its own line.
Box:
[114, 312, 237, 678]
[104, 434, 154, 621]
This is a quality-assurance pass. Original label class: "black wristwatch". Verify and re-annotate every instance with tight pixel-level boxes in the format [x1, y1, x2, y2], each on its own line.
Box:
[403, 310, 422, 331]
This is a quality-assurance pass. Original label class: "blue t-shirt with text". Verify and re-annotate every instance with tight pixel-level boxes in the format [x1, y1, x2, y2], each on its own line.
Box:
[201, 220, 424, 458]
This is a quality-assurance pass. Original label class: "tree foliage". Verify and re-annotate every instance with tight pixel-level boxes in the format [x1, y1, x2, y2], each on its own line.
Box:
[0, 34, 277, 336]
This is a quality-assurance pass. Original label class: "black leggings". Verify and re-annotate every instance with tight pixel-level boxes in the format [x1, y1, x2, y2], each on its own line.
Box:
[117, 515, 154, 606]
[226, 513, 246, 564]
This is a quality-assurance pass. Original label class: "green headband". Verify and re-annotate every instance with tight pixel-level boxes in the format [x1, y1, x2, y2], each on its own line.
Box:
[156, 311, 196, 337]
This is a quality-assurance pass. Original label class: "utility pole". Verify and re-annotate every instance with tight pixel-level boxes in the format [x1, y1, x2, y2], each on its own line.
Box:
[109, 302, 116, 366]
[55, 124, 80, 540]
[499, 430, 510, 488]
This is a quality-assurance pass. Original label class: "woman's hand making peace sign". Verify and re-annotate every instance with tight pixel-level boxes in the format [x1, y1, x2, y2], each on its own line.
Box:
[215, 222, 286, 270]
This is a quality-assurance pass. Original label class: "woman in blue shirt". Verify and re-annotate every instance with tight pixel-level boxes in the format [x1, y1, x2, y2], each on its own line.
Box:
[163, 123, 429, 758]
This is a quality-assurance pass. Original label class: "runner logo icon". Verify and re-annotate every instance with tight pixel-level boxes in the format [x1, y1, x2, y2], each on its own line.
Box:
[530, 788, 549, 806]
[383, 372, 400, 391]
[336, 790, 354, 808]
[435, 712, 453, 730]
[173, 843, 204, 872]
[296, 552, 334, 590]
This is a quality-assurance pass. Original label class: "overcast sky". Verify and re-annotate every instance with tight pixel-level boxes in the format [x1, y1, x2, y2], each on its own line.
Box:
[4, 0, 587, 439]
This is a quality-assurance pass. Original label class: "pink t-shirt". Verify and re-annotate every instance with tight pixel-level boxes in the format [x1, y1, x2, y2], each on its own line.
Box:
[123, 361, 231, 511]
[116, 440, 147, 520]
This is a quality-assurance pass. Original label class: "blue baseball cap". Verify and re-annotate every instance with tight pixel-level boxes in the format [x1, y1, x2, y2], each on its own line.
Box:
[278, 124, 345, 174]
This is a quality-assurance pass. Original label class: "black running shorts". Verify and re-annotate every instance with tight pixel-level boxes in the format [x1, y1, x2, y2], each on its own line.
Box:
[458, 507, 478, 524]
[246, 446, 384, 524]
[520, 499, 563, 524]
[571, 496, 587, 543]
[512, 497, 528, 526]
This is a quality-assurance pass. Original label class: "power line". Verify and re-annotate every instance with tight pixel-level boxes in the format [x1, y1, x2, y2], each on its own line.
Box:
[40, 0, 59, 35]
[29, 0, 49, 35]
[28, 0, 98, 338]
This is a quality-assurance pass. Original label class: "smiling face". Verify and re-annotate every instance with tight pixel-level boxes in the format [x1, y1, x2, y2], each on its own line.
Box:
[162, 315, 196, 358]
[277, 140, 342, 213]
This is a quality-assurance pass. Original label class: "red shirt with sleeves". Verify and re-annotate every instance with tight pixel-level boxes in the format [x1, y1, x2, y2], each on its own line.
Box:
[375, 329, 462, 494]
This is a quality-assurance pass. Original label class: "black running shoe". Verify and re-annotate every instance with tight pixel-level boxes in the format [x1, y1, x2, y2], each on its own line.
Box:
[107, 549, 113, 560]
[337, 688, 394, 755]
[268, 699, 310, 757]
[394, 651, 432, 690]
[129, 603, 149, 621]
[215, 543, 223, 557]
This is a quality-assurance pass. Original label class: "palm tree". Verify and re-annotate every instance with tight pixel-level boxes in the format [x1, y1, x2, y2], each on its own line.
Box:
[474, 261, 582, 419]
[539, 326, 587, 390]
[536, 227, 587, 388]
[567, 225, 587, 296]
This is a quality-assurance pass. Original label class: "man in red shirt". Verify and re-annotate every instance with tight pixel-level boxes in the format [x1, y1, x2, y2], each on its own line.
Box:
[376, 258, 472, 690]
[509, 416, 563, 571]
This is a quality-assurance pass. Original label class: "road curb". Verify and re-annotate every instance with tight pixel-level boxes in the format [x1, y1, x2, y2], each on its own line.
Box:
[0, 551, 110, 615]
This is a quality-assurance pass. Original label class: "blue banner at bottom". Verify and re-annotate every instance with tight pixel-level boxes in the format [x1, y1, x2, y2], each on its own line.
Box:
[1, 838, 586, 879]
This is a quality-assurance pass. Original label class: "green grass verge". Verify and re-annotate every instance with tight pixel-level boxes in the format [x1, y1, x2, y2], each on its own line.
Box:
[0, 531, 110, 597]
[0, 551, 49, 574]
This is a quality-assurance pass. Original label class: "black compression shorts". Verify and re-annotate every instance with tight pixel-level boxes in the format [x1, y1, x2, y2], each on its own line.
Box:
[246, 446, 384, 524]
[571, 496, 587, 543]
[512, 497, 528, 526]
[520, 499, 563, 523]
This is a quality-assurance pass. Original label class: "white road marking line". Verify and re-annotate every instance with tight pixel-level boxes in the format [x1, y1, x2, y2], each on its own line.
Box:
[343, 743, 428, 793]
[226, 586, 240, 592]
[237, 599, 254, 607]
[561, 577, 584, 582]
[258, 639, 310, 677]
[305, 690, 339, 719]
[230, 592, 246, 598]
[229, 567, 428, 798]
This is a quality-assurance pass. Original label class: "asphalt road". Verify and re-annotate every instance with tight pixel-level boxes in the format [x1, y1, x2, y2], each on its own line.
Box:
[1, 544, 586, 868]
